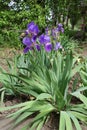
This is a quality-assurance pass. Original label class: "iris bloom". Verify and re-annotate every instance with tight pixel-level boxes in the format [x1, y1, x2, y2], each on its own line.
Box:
[51, 28, 58, 38]
[45, 27, 49, 35]
[22, 37, 32, 53]
[54, 42, 62, 50]
[39, 34, 50, 44]
[27, 22, 40, 35]
[22, 37, 32, 46]
[35, 44, 41, 51]
[45, 43, 52, 52]
[57, 23, 64, 33]
[22, 22, 40, 53]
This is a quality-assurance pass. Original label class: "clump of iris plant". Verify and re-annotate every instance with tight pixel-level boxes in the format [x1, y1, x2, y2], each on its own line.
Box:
[22, 22, 64, 53]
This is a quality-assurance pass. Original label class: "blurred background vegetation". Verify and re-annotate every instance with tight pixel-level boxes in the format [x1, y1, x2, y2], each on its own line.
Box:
[0, 0, 87, 48]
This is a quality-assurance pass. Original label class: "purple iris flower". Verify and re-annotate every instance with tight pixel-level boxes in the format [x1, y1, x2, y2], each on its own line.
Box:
[51, 28, 55, 37]
[45, 43, 52, 52]
[23, 46, 31, 53]
[58, 23, 63, 28]
[35, 44, 41, 51]
[33, 25, 40, 35]
[22, 37, 32, 46]
[54, 42, 62, 50]
[31, 35, 37, 43]
[22, 37, 33, 53]
[27, 22, 40, 35]
[61, 28, 64, 33]
[39, 34, 50, 44]
[51, 28, 58, 37]
[39, 34, 45, 44]
[45, 27, 49, 35]
[25, 29, 29, 35]
[27, 21, 35, 29]
[57, 23, 64, 33]
[44, 35, 50, 43]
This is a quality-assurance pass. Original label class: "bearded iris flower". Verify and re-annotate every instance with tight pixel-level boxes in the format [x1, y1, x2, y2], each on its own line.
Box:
[57, 23, 64, 33]
[35, 44, 41, 51]
[27, 22, 40, 35]
[23, 46, 31, 53]
[25, 30, 29, 35]
[31, 35, 37, 43]
[39, 34, 45, 44]
[45, 27, 49, 35]
[22, 22, 40, 53]
[27, 22, 35, 28]
[51, 28, 58, 38]
[22, 37, 32, 46]
[45, 43, 52, 52]
[61, 28, 64, 33]
[39, 34, 50, 44]
[54, 42, 62, 50]
[22, 37, 32, 53]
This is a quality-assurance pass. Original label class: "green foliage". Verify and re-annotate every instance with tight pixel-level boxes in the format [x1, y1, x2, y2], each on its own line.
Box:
[80, 58, 87, 96]
[0, 0, 86, 47]
[60, 35, 79, 52]
[0, 53, 31, 101]
[0, 29, 21, 48]
[0, 10, 20, 47]
[65, 29, 78, 38]
[0, 2, 46, 47]
[1, 51, 87, 130]
[0, 55, 20, 99]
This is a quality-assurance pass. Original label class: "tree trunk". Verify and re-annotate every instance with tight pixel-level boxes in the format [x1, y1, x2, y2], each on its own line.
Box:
[72, 24, 74, 30]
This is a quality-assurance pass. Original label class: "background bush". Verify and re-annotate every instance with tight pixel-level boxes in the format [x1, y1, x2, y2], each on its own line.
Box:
[0, 0, 87, 47]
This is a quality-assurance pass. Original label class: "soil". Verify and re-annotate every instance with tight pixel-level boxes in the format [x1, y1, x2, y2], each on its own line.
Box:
[0, 48, 22, 71]
[81, 44, 87, 57]
[0, 46, 87, 130]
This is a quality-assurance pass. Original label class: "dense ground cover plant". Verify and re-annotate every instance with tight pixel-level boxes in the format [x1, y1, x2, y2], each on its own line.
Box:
[0, 27, 21, 48]
[0, 22, 87, 130]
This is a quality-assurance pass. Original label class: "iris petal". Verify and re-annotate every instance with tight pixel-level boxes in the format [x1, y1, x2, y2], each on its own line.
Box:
[39, 34, 50, 44]
[27, 22, 35, 29]
[57, 23, 64, 32]
[39, 34, 45, 44]
[54, 42, 62, 50]
[27, 22, 40, 35]
[22, 37, 32, 46]
[45, 43, 52, 52]
[35, 44, 41, 51]
[23, 47, 30, 53]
